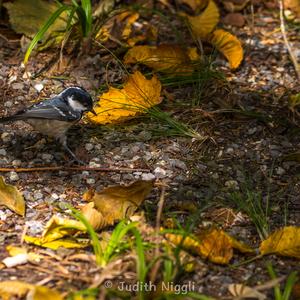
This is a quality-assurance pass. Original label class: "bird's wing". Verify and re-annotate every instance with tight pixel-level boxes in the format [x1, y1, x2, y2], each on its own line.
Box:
[13, 97, 81, 121]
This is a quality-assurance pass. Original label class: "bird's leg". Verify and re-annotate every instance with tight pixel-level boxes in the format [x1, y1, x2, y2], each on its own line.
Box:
[59, 136, 85, 165]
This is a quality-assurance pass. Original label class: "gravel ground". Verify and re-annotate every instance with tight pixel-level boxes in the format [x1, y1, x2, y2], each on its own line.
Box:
[0, 2, 299, 298]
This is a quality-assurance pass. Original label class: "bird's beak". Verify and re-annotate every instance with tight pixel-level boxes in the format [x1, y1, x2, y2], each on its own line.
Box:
[91, 108, 97, 116]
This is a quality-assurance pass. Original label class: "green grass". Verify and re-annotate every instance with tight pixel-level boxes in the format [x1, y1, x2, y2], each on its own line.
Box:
[267, 262, 298, 300]
[228, 189, 270, 240]
[24, 0, 93, 64]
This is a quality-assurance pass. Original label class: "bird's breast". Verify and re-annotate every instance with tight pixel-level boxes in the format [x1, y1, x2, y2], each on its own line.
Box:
[26, 119, 75, 139]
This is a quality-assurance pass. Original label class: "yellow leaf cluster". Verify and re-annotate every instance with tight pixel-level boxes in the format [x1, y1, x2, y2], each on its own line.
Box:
[87, 71, 162, 124]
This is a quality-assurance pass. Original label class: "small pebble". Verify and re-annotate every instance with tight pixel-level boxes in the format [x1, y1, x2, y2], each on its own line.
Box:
[12, 160, 22, 167]
[0, 149, 7, 156]
[11, 82, 24, 90]
[9, 171, 19, 181]
[86, 178, 95, 184]
[276, 167, 285, 175]
[25, 220, 44, 235]
[41, 153, 53, 161]
[4, 101, 13, 108]
[33, 191, 43, 200]
[154, 167, 167, 178]
[34, 83, 44, 92]
[51, 193, 59, 200]
[1, 132, 13, 143]
[85, 143, 94, 151]
[142, 173, 155, 181]
[225, 180, 239, 190]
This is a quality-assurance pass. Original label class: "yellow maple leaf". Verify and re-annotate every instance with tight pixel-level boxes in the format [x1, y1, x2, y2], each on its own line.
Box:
[0, 176, 25, 216]
[260, 226, 300, 259]
[166, 228, 254, 264]
[183, 0, 220, 39]
[208, 28, 243, 69]
[124, 44, 199, 75]
[87, 71, 162, 124]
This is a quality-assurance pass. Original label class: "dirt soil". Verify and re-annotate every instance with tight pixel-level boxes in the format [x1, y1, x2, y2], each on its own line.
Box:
[0, 1, 299, 299]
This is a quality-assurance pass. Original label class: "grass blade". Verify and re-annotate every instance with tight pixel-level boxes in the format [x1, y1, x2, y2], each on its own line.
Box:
[81, 0, 92, 35]
[67, 205, 103, 266]
[24, 5, 70, 64]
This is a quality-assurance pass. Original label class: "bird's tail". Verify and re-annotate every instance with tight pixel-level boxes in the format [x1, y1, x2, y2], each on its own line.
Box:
[0, 115, 22, 123]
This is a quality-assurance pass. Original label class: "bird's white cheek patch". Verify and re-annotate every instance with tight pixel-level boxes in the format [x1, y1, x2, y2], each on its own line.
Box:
[67, 96, 87, 111]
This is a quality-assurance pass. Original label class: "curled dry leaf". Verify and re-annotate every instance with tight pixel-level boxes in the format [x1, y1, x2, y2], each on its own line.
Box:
[208, 28, 243, 69]
[0, 281, 63, 300]
[228, 284, 266, 300]
[87, 71, 162, 124]
[182, 0, 220, 38]
[165, 228, 254, 264]
[0, 176, 25, 216]
[124, 44, 199, 75]
[82, 180, 153, 230]
[260, 226, 300, 259]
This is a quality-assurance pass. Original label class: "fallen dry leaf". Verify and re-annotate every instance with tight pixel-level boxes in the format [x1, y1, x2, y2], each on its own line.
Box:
[124, 44, 199, 75]
[3, 0, 66, 38]
[82, 180, 153, 230]
[87, 71, 162, 124]
[0, 281, 33, 300]
[0, 176, 25, 216]
[228, 284, 266, 300]
[208, 28, 243, 69]
[182, 0, 220, 38]
[0, 281, 64, 300]
[27, 285, 64, 300]
[24, 216, 89, 250]
[166, 227, 254, 264]
[260, 226, 300, 259]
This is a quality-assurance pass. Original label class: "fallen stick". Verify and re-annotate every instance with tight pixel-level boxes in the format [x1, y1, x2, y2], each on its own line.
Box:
[0, 166, 151, 173]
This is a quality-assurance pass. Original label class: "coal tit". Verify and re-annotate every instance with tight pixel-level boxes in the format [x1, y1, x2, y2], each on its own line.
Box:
[0, 86, 96, 163]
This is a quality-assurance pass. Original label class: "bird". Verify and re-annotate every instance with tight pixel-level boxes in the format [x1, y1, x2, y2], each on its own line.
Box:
[0, 86, 97, 163]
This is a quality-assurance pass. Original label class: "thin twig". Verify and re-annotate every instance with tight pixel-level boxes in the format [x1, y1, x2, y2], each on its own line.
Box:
[0, 166, 150, 173]
[278, 0, 300, 80]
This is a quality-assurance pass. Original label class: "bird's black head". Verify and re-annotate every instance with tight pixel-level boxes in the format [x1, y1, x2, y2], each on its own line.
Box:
[59, 86, 95, 114]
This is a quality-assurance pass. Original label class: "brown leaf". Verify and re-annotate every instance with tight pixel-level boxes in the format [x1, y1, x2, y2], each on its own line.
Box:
[82, 180, 153, 230]
[0, 176, 25, 216]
